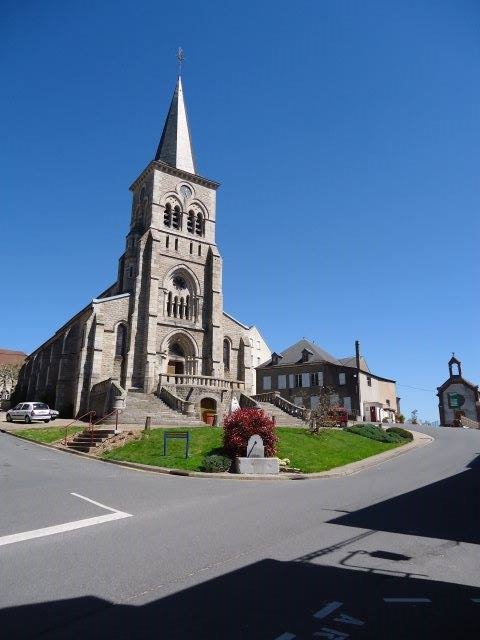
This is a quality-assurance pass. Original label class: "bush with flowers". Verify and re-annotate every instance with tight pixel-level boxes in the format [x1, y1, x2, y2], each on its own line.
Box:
[223, 408, 278, 458]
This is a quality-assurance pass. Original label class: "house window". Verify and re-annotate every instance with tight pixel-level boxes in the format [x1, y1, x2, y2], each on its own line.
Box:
[367, 376, 372, 387]
[263, 376, 271, 391]
[198, 244, 202, 256]
[294, 396, 303, 407]
[288, 374, 295, 388]
[343, 396, 352, 413]
[310, 371, 323, 387]
[329, 393, 340, 406]
[302, 373, 310, 388]
[295, 374, 303, 388]
[386, 399, 390, 406]
[166, 236, 170, 248]
[278, 374, 287, 389]
[127, 266, 133, 278]
[339, 372, 346, 385]
[223, 339, 230, 371]
[174, 238, 179, 251]
[310, 396, 319, 409]
[190, 242, 193, 254]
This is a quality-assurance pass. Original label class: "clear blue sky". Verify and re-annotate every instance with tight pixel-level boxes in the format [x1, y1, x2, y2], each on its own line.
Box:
[1, 1, 479, 421]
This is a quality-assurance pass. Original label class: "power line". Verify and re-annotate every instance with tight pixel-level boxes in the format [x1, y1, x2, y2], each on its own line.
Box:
[397, 383, 435, 392]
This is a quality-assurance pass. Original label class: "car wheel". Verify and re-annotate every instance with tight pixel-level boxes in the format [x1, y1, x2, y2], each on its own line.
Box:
[44, 419, 50, 423]
[25, 415, 31, 424]
[6, 414, 12, 422]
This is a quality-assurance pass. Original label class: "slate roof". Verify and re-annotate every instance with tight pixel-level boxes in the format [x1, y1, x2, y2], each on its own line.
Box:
[0, 349, 27, 364]
[338, 356, 371, 373]
[259, 338, 341, 368]
[155, 76, 196, 174]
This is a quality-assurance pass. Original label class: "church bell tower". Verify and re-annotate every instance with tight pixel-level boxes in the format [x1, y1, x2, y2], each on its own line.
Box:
[119, 75, 224, 393]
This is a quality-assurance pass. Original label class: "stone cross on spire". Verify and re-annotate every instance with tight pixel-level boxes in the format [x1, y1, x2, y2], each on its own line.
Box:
[155, 54, 196, 175]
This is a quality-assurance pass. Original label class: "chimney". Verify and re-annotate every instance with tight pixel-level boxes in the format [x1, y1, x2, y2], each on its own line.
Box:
[355, 340, 361, 371]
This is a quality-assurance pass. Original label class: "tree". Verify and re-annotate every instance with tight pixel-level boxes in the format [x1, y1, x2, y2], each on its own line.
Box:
[308, 387, 338, 434]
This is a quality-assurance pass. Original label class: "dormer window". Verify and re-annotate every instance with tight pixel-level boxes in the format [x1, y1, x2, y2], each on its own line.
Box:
[301, 348, 313, 363]
[271, 352, 283, 366]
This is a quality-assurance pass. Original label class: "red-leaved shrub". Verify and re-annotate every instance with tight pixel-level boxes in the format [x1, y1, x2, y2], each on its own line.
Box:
[223, 408, 278, 458]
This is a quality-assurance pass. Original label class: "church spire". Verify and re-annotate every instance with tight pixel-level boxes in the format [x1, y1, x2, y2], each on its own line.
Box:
[155, 75, 196, 174]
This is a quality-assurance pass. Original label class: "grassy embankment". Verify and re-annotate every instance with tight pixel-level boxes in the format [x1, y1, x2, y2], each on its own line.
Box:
[102, 426, 404, 473]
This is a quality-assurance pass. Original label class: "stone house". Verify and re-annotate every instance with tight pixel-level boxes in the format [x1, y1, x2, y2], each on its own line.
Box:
[437, 355, 480, 427]
[256, 339, 399, 422]
[15, 76, 270, 422]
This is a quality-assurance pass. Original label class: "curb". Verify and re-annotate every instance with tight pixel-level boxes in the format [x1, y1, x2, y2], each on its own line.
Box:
[0, 428, 433, 481]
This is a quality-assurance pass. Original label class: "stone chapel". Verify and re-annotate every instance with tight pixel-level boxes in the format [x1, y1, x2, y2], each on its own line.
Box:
[16, 76, 270, 422]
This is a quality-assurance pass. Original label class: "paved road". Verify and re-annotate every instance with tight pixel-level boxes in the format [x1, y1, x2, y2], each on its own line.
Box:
[0, 426, 479, 639]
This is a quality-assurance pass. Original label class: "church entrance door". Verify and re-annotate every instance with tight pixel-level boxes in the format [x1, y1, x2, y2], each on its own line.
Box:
[167, 360, 184, 376]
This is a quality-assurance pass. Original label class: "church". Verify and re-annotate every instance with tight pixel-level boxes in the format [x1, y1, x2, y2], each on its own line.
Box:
[15, 76, 270, 423]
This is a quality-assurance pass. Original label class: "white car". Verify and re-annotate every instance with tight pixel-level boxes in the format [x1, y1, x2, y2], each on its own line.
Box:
[6, 402, 52, 424]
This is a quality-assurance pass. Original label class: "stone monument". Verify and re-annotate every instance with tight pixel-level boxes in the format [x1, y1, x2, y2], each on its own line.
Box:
[235, 433, 279, 474]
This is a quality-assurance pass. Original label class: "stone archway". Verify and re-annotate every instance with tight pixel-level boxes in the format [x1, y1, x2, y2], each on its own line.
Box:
[200, 397, 217, 425]
[164, 332, 198, 378]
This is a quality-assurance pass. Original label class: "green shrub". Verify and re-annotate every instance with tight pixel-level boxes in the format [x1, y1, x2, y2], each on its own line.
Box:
[202, 454, 232, 472]
[386, 426, 413, 441]
[345, 423, 404, 443]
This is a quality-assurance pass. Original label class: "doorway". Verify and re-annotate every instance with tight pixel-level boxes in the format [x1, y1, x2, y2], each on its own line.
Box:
[200, 397, 217, 425]
[370, 406, 377, 422]
[167, 360, 184, 376]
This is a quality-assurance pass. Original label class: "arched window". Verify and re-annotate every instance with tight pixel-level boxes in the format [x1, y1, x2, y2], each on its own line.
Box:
[172, 205, 181, 230]
[164, 202, 172, 227]
[187, 210, 195, 233]
[185, 295, 190, 320]
[195, 212, 204, 236]
[167, 292, 172, 316]
[115, 324, 127, 358]
[223, 339, 230, 371]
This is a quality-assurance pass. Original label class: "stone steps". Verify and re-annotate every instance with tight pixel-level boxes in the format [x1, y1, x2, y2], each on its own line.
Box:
[119, 392, 205, 426]
[67, 428, 115, 453]
[255, 401, 307, 427]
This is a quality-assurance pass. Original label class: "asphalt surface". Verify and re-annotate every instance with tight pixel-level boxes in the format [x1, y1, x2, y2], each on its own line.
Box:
[0, 425, 479, 639]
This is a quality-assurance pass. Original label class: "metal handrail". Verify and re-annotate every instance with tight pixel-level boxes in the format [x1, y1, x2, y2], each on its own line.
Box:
[63, 410, 96, 445]
[89, 409, 120, 446]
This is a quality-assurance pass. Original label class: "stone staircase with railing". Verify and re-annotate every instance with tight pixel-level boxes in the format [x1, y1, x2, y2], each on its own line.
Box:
[240, 392, 308, 427]
[67, 428, 116, 453]
[119, 390, 205, 426]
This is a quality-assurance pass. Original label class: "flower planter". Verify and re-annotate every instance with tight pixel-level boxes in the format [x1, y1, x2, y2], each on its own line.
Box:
[203, 412, 216, 426]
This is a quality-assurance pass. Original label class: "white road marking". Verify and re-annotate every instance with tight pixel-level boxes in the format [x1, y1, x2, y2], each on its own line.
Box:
[333, 613, 364, 626]
[314, 601, 343, 619]
[0, 493, 132, 547]
[314, 628, 349, 639]
[274, 634, 296, 640]
[383, 598, 431, 603]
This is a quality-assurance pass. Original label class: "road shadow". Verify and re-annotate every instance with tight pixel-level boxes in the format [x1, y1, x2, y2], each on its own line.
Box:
[1, 556, 479, 639]
[329, 453, 480, 544]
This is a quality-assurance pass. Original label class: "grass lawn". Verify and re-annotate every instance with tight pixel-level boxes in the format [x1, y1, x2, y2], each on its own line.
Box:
[102, 426, 404, 473]
[9, 426, 84, 444]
